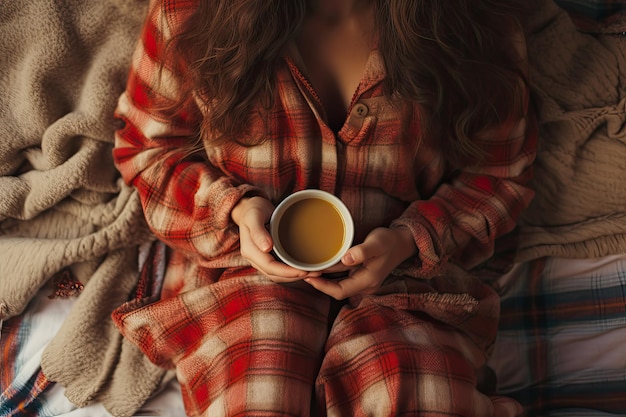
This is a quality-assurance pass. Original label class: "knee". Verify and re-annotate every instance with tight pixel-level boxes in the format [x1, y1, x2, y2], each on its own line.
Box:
[317, 326, 486, 416]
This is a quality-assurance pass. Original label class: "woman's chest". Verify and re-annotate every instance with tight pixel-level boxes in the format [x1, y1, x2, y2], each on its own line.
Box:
[204, 85, 444, 205]
[294, 8, 377, 132]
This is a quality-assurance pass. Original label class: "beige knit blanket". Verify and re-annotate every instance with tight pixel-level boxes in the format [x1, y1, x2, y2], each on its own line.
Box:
[516, 0, 626, 261]
[0, 1, 167, 416]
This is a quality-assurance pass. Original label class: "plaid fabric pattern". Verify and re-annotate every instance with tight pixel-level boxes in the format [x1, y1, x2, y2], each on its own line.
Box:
[114, 266, 523, 416]
[0, 315, 51, 417]
[0, 296, 62, 417]
[489, 255, 626, 416]
[317, 273, 518, 417]
[112, 0, 537, 415]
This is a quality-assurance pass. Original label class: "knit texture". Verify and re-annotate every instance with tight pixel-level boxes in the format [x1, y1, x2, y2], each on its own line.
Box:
[515, 0, 626, 261]
[0, 0, 167, 415]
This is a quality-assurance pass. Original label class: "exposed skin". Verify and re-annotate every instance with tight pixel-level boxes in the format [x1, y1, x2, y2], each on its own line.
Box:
[298, 0, 378, 130]
[231, 196, 418, 300]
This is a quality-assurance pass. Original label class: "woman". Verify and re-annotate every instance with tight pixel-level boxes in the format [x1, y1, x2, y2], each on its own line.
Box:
[112, 0, 536, 415]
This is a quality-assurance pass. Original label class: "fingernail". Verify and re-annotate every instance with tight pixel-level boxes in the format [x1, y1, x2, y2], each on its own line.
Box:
[343, 253, 354, 264]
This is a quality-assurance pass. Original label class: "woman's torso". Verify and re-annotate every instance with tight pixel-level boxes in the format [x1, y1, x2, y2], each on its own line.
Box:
[200, 46, 447, 244]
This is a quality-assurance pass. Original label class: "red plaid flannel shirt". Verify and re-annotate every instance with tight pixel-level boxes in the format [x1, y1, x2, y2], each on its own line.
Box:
[113, 0, 537, 282]
[111, 1, 537, 414]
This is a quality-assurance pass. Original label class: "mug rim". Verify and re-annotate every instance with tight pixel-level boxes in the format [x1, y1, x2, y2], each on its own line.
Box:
[269, 189, 354, 271]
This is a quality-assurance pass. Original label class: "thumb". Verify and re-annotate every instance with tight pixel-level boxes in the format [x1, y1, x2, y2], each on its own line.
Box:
[253, 229, 274, 252]
[342, 243, 368, 266]
[251, 224, 273, 252]
[342, 230, 386, 266]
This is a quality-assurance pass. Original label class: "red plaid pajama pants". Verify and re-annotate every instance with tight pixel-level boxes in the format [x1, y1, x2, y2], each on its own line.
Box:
[113, 256, 521, 417]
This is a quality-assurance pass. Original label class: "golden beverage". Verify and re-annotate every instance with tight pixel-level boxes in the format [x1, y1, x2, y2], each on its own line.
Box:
[277, 197, 345, 264]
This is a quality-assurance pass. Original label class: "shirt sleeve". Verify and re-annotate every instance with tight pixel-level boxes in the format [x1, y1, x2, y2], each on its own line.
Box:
[113, 0, 262, 260]
[390, 27, 538, 278]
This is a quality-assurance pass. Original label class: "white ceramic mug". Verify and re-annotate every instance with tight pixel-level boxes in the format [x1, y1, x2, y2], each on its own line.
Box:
[269, 189, 354, 271]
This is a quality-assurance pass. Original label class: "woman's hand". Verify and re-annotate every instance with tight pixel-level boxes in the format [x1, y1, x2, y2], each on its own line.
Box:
[304, 226, 417, 300]
[231, 196, 319, 282]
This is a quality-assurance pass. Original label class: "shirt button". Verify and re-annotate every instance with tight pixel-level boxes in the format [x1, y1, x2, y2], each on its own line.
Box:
[352, 103, 369, 118]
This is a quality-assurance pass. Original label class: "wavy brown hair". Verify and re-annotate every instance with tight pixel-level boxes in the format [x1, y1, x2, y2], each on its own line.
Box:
[166, 0, 530, 164]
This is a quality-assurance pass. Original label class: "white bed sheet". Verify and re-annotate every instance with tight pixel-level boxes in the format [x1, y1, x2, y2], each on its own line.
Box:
[0, 285, 186, 417]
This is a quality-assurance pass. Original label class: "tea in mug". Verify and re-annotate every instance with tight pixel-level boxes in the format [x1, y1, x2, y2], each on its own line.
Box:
[277, 197, 345, 264]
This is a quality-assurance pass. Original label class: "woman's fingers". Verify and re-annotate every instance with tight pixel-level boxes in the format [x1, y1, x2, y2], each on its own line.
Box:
[234, 196, 310, 281]
[249, 221, 273, 252]
[305, 265, 381, 300]
[307, 227, 418, 299]
[304, 276, 353, 299]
